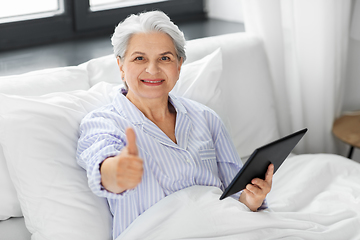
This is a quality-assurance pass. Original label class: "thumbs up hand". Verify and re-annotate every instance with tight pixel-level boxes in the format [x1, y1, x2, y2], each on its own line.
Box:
[100, 127, 144, 194]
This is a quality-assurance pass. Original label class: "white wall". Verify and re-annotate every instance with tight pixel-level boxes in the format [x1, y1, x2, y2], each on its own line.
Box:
[205, 0, 244, 23]
[344, 40, 360, 112]
[343, 38, 360, 163]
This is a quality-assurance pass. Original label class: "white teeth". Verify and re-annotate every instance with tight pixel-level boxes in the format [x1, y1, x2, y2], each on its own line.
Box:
[143, 80, 162, 83]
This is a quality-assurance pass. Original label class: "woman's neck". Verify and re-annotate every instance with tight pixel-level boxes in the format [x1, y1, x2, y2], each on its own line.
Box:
[126, 93, 172, 122]
[126, 93, 177, 143]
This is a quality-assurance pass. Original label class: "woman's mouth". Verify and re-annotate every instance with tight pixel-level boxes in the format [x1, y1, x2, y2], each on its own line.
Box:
[141, 79, 164, 85]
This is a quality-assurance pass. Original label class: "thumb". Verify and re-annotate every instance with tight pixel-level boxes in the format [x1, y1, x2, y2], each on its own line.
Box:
[125, 127, 138, 156]
[265, 164, 274, 184]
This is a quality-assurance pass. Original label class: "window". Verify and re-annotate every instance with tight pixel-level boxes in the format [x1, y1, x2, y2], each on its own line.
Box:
[0, 0, 205, 51]
[0, 0, 64, 24]
[74, 0, 205, 31]
[89, 0, 169, 11]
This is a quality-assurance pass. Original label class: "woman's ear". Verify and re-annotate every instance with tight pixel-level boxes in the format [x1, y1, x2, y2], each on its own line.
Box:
[178, 57, 183, 72]
[117, 57, 125, 81]
[116, 57, 123, 70]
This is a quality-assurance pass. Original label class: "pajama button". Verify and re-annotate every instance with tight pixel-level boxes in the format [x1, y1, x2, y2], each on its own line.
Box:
[186, 159, 191, 163]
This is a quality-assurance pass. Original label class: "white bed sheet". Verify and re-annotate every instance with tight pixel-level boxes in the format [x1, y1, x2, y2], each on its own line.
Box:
[2, 154, 359, 240]
[117, 154, 360, 240]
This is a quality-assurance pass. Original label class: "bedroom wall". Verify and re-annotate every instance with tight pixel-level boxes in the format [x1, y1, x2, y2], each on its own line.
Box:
[205, 0, 244, 23]
[344, 39, 360, 113]
[343, 38, 360, 163]
[344, 0, 360, 113]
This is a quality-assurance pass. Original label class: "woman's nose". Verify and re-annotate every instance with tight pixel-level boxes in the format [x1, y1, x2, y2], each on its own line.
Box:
[145, 62, 160, 75]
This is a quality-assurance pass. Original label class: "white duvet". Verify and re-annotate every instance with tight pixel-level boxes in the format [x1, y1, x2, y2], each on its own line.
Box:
[117, 154, 360, 240]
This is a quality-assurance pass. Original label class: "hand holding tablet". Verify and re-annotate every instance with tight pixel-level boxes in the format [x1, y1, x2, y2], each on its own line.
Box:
[220, 128, 307, 200]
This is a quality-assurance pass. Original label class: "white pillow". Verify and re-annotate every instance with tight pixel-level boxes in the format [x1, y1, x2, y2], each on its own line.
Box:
[171, 48, 222, 106]
[0, 66, 90, 96]
[0, 149, 22, 220]
[0, 82, 115, 240]
[185, 33, 280, 158]
[79, 55, 122, 87]
[0, 66, 91, 220]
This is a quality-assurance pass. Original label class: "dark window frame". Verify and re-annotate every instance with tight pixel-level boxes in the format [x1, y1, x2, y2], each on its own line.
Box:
[0, 0, 205, 52]
[74, 0, 205, 31]
[0, 0, 74, 51]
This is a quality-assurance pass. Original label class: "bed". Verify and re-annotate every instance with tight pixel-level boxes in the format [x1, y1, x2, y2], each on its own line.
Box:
[0, 32, 359, 240]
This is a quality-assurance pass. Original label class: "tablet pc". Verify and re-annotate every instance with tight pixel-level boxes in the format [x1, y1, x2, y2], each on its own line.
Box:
[219, 128, 307, 200]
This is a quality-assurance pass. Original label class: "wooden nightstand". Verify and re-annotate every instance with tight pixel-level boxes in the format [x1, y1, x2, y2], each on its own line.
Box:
[332, 112, 360, 159]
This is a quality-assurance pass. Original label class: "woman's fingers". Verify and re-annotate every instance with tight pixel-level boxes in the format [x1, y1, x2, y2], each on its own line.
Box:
[112, 128, 144, 190]
[240, 164, 274, 211]
[125, 127, 138, 156]
[265, 163, 274, 185]
[248, 164, 274, 195]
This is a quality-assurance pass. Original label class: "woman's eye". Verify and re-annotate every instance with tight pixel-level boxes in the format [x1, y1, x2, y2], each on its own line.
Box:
[161, 56, 171, 61]
[135, 56, 144, 61]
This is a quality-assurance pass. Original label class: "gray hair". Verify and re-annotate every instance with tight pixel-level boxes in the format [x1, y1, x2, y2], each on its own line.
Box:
[111, 11, 186, 62]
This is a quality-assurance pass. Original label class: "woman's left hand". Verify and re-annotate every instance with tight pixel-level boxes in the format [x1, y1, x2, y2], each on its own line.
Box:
[239, 164, 274, 211]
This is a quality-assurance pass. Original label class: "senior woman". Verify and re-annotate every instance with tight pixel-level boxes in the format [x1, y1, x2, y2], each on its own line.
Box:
[76, 10, 274, 238]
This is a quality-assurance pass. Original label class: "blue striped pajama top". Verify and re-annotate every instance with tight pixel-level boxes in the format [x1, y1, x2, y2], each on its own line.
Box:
[76, 90, 266, 239]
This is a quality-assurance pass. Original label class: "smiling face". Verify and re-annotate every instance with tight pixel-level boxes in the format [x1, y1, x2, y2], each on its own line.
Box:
[118, 32, 183, 104]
